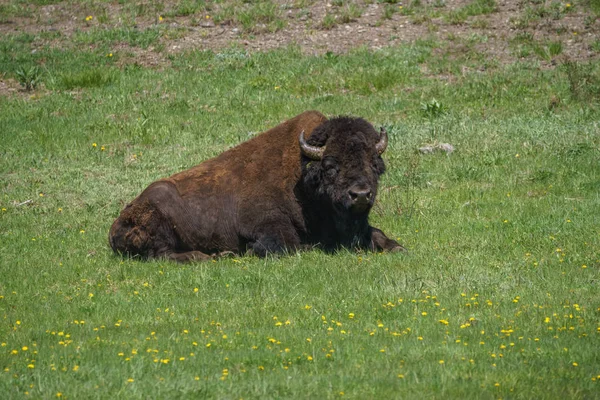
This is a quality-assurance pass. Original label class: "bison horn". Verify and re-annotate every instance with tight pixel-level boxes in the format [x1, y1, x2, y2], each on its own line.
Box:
[299, 130, 325, 160]
[376, 127, 388, 155]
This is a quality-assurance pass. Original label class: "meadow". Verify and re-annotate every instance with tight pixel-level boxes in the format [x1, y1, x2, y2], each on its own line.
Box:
[1, 1, 600, 398]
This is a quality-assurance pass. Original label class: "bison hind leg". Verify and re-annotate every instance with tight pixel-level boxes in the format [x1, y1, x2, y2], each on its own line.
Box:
[109, 202, 177, 259]
[166, 251, 212, 263]
[249, 236, 288, 258]
[247, 222, 301, 257]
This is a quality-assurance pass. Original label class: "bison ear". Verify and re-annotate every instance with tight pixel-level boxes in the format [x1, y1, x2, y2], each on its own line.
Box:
[376, 127, 388, 155]
[299, 130, 325, 160]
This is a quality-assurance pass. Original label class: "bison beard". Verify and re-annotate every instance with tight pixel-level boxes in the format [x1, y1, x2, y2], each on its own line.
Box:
[109, 111, 405, 262]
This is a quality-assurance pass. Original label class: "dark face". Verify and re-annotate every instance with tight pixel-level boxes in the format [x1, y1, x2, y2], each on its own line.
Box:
[301, 117, 387, 217]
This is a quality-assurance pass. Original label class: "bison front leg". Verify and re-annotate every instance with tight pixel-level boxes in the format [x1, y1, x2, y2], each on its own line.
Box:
[370, 227, 406, 252]
[247, 218, 301, 257]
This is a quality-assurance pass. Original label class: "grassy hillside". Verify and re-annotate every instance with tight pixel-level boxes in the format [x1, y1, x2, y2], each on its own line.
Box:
[1, 3, 600, 398]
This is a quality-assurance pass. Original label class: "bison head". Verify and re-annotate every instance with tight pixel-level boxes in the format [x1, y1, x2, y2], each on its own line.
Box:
[298, 117, 388, 248]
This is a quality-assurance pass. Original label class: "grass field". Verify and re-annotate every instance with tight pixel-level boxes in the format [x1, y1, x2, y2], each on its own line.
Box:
[1, 2, 600, 398]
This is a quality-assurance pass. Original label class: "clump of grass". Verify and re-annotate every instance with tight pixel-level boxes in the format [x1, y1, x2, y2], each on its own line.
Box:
[399, 0, 423, 16]
[15, 65, 41, 91]
[339, 3, 363, 23]
[0, 2, 34, 19]
[445, 0, 496, 25]
[321, 13, 338, 29]
[420, 98, 446, 118]
[562, 60, 600, 101]
[382, 4, 397, 19]
[412, 12, 432, 25]
[510, 33, 564, 62]
[210, 1, 286, 33]
[470, 17, 489, 29]
[320, 3, 362, 28]
[168, 0, 204, 17]
[548, 41, 563, 57]
[238, 2, 284, 33]
[511, 2, 571, 29]
[58, 69, 115, 90]
[533, 40, 563, 61]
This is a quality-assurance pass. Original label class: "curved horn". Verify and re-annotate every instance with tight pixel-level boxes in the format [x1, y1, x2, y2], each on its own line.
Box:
[299, 130, 325, 160]
[376, 127, 388, 155]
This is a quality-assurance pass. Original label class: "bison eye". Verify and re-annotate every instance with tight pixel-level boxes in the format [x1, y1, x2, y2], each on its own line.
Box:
[322, 157, 338, 178]
[322, 157, 337, 170]
[372, 155, 385, 175]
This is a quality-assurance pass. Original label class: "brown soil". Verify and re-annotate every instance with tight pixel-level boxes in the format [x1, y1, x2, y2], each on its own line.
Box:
[0, 0, 598, 69]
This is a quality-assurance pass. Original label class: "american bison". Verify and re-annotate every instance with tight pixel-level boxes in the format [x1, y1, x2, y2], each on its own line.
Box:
[109, 110, 405, 262]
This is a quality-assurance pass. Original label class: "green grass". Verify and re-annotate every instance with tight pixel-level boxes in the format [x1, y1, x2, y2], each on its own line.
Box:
[1, 28, 600, 400]
[445, 0, 496, 25]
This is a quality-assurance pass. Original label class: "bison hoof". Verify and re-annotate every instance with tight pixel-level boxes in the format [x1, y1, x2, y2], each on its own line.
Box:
[168, 251, 212, 263]
[390, 244, 407, 253]
[216, 250, 236, 258]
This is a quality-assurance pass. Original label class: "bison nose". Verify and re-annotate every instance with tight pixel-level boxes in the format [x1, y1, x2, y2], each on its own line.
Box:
[348, 187, 372, 205]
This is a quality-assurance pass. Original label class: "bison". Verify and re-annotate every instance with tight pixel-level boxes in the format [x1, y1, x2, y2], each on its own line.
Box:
[109, 110, 405, 262]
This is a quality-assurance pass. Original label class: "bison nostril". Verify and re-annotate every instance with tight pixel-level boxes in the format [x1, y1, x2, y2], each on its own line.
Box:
[348, 188, 372, 203]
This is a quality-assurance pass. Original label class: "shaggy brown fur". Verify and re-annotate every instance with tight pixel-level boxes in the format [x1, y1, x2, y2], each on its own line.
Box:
[109, 110, 404, 262]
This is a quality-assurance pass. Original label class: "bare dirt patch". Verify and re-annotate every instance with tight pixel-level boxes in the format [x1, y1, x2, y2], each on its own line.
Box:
[0, 0, 598, 68]
[0, 76, 47, 99]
